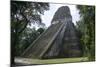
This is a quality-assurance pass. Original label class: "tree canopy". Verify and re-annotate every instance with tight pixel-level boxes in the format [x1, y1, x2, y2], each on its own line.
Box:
[76, 5, 95, 61]
[11, 1, 49, 64]
[11, 1, 49, 36]
[17, 27, 45, 56]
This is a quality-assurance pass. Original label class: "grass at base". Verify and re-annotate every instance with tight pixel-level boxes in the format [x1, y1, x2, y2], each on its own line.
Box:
[15, 57, 90, 65]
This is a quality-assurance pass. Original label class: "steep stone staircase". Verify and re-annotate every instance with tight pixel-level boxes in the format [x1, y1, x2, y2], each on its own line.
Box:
[22, 22, 64, 58]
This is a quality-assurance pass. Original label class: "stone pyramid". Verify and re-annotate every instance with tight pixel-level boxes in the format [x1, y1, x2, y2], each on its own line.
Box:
[21, 6, 83, 59]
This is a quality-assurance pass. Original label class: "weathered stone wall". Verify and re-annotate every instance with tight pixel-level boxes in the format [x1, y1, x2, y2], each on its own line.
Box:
[21, 22, 64, 58]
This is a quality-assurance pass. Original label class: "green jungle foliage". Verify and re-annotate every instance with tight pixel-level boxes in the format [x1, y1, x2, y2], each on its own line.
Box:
[11, 1, 49, 64]
[76, 5, 95, 61]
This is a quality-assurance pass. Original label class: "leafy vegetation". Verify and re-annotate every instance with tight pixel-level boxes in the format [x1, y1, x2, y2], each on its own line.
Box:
[15, 57, 88, 65]
[11, 1, 49, 64]
[16, 27, 45, 56]
[76, 5, 95, 61]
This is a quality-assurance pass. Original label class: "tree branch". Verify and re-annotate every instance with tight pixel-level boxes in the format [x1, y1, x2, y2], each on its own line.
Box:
[18, 13, 29, 35]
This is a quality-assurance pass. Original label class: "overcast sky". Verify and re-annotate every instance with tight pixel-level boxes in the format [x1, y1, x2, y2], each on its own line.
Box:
[31, 3, 80, 29]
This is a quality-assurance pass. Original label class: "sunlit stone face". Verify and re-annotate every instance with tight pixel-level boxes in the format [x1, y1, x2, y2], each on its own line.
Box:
[51, 21, 59, 24]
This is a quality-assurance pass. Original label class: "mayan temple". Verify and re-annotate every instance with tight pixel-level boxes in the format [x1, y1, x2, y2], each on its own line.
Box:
[21, 6, 83, 59]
